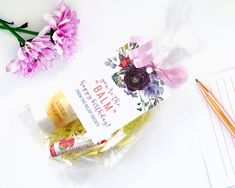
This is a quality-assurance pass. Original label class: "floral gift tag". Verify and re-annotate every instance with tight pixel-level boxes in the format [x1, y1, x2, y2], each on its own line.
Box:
[63, 40, 171, 143]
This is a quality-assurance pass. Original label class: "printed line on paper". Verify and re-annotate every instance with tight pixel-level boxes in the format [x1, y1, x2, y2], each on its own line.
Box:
[216, 80, 235, 175]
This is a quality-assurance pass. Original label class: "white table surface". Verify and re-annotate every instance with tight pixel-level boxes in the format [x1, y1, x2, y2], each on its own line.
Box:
[0, 0, 234, 187]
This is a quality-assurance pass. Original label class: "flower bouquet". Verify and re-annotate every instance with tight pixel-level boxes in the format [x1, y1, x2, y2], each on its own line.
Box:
[0, 0, 79, 76]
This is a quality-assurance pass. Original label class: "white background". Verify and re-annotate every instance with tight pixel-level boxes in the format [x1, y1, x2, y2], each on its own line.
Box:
[0, 0, 235, 187]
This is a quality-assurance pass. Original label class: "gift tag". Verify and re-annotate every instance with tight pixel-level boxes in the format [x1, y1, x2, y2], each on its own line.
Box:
[63, 42, 170, 143]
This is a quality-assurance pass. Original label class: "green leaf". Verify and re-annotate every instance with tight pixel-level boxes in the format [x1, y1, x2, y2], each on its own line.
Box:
[158, 97, 164, 101]
[144, 102, 149, 107]
[154, 99, 158, 106]
[148, 104, 154, 110]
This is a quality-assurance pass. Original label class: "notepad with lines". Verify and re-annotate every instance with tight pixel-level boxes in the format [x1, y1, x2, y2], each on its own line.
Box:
[192, 68, 235, 188]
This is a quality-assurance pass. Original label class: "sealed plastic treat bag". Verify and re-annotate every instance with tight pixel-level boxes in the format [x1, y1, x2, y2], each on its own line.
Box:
[16, 1, 200, 185]
[18, 0, 201, 169]
[19, 35, 188, 169]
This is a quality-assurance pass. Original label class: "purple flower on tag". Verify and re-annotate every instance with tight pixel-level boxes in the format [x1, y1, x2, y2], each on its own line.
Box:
[44, 0, 80, 59]
[105, 42, 165, 111]
[144, 80, 164, 99]
[124, 67, 150, 91]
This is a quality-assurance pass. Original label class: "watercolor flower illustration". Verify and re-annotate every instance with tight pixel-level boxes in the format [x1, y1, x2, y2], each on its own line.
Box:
[105, 42, 165, 111]
[0, 0, 79, 76]
[124, 67, 150, 91]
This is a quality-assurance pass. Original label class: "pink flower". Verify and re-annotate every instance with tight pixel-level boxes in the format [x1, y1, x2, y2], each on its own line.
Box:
[44, 0, 80, 59]
[6, 28, 56, 76]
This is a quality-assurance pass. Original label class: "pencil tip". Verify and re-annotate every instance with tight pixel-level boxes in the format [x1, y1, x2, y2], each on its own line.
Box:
[195, 79, 209, 92]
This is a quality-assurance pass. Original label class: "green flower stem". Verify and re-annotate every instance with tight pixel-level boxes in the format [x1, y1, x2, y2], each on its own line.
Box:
[138, 91, 146, 111]
[1, 20, 14, 25]
[0, 25, 39, 36]
[0, 19, 26, 46]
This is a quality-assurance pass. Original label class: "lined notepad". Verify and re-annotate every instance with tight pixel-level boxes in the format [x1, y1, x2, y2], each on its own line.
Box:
[192, 68, 235, 188]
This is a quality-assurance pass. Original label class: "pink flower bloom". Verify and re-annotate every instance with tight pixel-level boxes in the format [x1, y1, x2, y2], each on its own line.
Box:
[44, 0, 80, 59]
[6, 28, 56, 76]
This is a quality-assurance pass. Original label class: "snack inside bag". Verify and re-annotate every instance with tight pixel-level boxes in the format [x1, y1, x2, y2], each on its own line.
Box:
[46, 91, 151, 160]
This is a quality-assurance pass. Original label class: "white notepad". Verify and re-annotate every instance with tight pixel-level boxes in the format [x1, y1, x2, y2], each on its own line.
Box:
[192, 68, 235, 188]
